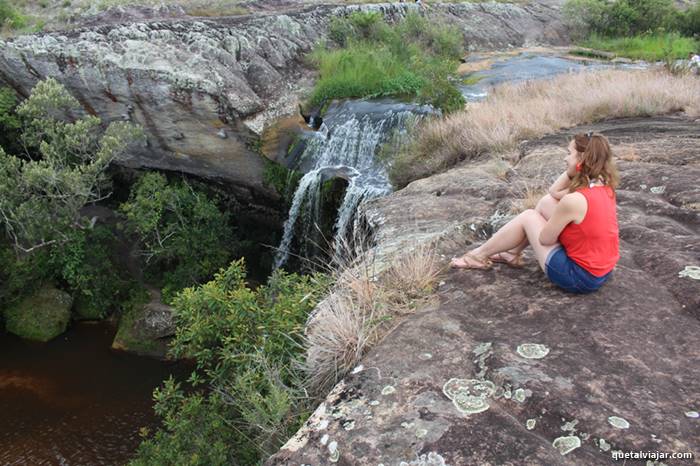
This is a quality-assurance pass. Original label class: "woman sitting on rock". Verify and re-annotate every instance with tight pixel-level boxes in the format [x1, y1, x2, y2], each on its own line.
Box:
[450, 132, 619, 294]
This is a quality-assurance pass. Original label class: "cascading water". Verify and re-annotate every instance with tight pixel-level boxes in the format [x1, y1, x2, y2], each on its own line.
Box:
[273, 99, 434, 269]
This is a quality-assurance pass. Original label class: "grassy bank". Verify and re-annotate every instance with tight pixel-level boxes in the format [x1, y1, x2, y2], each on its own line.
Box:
[389, 69, 700, 188]
[308, 11, 465, 113]
[580, 33, 699, 61]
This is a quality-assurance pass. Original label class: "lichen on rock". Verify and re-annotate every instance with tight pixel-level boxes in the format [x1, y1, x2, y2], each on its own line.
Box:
[552, 435, 581, 455]
[516, 343, 550, 359]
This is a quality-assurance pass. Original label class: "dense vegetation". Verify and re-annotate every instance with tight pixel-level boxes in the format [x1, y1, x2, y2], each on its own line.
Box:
[564, 0, 700, 60]
[131, 260, 331, 465]
[0, 78, 264, 318]
[308, 11, 465, 113]
[0, 78, 141, 312]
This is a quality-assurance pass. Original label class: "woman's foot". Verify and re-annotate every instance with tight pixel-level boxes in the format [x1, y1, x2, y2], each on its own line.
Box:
[450, 252, 492, 269]
[489, 251, 525, 268]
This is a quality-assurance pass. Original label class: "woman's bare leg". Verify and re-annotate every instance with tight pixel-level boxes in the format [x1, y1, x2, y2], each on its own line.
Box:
[496, 194, 560, 258]
[466, 209, 558, 271]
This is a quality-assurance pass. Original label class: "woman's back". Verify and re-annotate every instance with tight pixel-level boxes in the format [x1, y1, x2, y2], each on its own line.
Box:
[559, 186, 619, 277]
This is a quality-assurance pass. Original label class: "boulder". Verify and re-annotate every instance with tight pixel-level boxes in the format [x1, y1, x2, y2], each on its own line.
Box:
[268, 115, 700, 464]
[3, 285, 73, 342]
[112, 289, 176, 358]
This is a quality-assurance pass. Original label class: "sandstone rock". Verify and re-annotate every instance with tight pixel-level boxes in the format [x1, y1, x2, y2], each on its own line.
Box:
[0, 3, 567, 195]
[112, 289, 175, 358]
[268, 116, 700, 465]
[3, 285, 73, 342]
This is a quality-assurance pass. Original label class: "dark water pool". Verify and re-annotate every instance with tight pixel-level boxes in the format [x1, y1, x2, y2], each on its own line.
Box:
[0, 321, 186, 465]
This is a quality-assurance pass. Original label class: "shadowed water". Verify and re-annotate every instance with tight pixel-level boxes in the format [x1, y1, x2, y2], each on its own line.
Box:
[0, 322, 186, 466]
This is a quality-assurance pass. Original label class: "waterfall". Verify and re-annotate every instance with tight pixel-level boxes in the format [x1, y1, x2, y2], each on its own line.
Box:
[273, 99, 433, 269]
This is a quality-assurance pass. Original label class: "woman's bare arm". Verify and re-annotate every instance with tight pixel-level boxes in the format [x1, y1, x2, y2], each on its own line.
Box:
[548, 171, 572, 200]
[539, 192, 587, 245]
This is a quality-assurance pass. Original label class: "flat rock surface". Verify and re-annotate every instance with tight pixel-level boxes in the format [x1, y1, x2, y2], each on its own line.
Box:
[269, 115, 700, 465]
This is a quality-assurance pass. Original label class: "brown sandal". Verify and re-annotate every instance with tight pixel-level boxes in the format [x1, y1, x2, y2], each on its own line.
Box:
[490, 251, 525, 268]
[450, 253, 493, 270]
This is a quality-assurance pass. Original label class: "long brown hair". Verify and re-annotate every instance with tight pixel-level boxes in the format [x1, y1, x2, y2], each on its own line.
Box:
[569, 132, 619, 193]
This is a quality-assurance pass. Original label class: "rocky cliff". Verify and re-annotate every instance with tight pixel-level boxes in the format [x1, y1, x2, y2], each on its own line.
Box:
[269, 115, 700, 465]
[0, 2, 567, 199]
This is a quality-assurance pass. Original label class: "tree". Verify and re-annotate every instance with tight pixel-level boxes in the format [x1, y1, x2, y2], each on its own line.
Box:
[120, 172, 237, 301]
[0, 78, 143, 253]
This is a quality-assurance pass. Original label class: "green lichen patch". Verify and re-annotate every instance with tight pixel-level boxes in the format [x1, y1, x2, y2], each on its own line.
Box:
[328, 440, 339, 463]
[442, 378, 496, 415]
[597, 438, 611, 452]
[552, 435, 581, 455]
[381, 385, 396, 396]
[678, 266, 700, 280]
[526, 419, 536, 430]
[608, 416, 630, 429]
[684, 411, 698, 418]
[516, 343, 550, 359]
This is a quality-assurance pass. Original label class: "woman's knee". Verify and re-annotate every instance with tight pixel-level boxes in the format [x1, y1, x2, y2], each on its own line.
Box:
[535, 194, 558, 218]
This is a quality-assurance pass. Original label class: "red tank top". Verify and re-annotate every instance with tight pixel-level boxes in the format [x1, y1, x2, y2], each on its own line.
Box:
[559, 186, 619, 277]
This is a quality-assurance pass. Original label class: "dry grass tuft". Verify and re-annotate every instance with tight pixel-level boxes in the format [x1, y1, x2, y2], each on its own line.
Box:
[510, 184, 548, 214]
[302, 242, 443, 394]
[390, 69, 700, 187]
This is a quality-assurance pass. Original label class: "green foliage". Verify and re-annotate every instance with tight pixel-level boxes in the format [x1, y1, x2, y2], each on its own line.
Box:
[581, 32, 698, 60]
[131, 260, 331, 465]
[0, 87, 21, 154]
[309, 11, 465, 113]
[120, 172, 236, 302]
[263, 159, 302, 201]
[0, 78, 143, 253]
[54, 226, 131, 319]
[678, 1, 700, 37]
[0, 242, 54, 308]
[564, 0, 698, 39]
[0, 0, 28, 29]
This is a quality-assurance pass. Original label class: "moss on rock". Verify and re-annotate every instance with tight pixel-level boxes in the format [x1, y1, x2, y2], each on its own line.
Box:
[3, 285, 73, 342]
[112, 289, 174, 358]
[72, 293, 105, 321]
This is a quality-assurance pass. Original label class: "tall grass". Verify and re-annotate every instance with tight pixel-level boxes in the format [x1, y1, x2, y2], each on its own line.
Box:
[581, 33, 699, 61]
[308, 11, 465, 113]
[302, 235, 443, 394]
[389, 69, 700, 188]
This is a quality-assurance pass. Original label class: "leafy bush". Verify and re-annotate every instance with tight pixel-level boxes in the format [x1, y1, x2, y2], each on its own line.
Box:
[120, 172, 237, 303]
[309, 11, 464, 113]
[0, 78, 143, 253]
[54, 226, 132, 319]
[0, 0, 28, 29]
[678, 2, 700, 37]
[130, 260, 331, 465]
[564, 0, 694, 39]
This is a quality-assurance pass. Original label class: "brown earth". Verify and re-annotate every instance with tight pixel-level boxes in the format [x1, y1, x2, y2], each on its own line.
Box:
[268, 115, 700, 465]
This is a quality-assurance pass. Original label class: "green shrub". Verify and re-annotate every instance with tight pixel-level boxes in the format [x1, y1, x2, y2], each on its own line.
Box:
[564, 0, 691, 39]
[0, 0, 28, 29]
[679, 2, 700, 37]
[120, 172, 237, 303]
[54, 226, 132, 319]
[309, 11, 465, 113]
[130, 260, 331, 465]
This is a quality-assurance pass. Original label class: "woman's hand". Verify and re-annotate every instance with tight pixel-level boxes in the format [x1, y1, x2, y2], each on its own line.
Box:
[548, 171, 572, 200]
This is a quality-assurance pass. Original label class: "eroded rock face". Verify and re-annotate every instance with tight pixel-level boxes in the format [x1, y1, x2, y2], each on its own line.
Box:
[268, 115, 700, 465]
[0, 2, 567, 195]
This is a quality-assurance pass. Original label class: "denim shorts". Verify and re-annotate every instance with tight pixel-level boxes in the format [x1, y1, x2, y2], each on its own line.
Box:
[545, 246, 611, 294]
